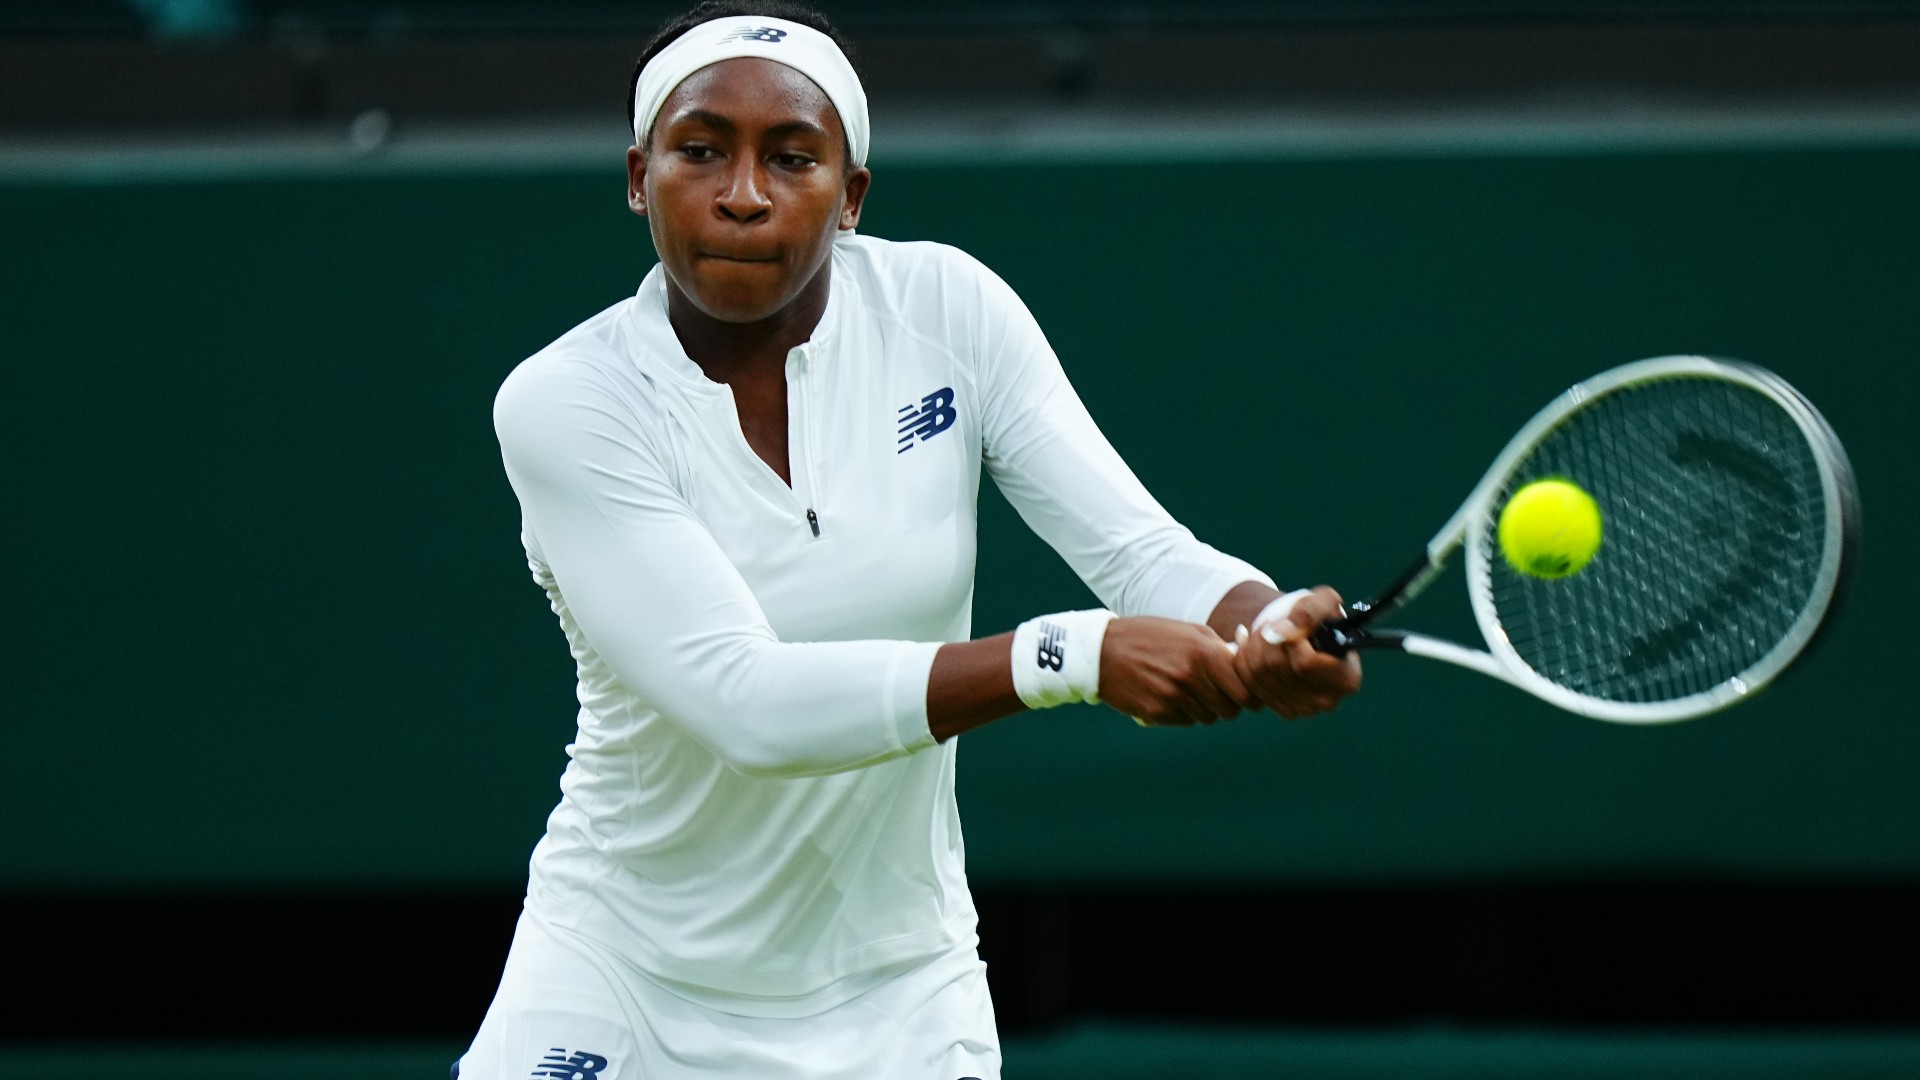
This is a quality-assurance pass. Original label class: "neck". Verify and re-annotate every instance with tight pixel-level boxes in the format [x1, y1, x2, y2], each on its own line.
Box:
[665, 262, 832, 383]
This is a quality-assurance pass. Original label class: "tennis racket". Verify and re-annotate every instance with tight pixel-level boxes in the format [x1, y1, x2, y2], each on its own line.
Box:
[1310, 355, 1860, 723]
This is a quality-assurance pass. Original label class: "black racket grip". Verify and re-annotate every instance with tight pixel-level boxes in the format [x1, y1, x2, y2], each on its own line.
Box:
[1305, 557, 1430, 656]
[1309, 617, 1363, 656]
[1309, 598, 1403, 655]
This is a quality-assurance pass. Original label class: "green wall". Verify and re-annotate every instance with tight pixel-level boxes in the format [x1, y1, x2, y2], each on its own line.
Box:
[2, 143, 1914, 888]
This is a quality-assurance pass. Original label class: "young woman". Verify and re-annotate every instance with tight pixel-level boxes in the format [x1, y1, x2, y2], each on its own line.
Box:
[457, 5, 1361, 1077]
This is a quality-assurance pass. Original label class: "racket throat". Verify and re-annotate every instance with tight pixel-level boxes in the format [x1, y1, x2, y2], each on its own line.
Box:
[1312, 553, 1446, 655]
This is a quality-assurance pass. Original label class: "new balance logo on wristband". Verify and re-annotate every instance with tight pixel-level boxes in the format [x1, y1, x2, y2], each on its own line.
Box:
[1012, 610, 1108, 710]
[897, 386, 957, 452]
[530, 1048, 608, 1079]
[1036, 621, 1066, 671]
[720, 25, 786, 43]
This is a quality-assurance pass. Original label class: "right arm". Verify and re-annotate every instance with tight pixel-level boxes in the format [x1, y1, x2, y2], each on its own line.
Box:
[496, 361, 942, 779]
[497, 361, 1243, 774]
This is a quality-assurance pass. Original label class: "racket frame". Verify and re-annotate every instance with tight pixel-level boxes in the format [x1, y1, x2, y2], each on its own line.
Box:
[1311, 355, 1859, 723]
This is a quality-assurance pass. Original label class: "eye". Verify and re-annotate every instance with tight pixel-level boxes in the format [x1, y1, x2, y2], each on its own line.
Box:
[678, 144, 720, 161]
[772, 152, 817, 168]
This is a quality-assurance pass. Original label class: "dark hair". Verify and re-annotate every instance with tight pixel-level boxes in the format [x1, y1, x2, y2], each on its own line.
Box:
[626, 2, 858, 147]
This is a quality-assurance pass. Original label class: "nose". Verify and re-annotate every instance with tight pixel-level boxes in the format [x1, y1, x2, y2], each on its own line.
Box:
[715, 156, 772, 224]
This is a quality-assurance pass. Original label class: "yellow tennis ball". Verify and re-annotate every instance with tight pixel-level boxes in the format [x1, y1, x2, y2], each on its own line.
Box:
[1498, 478, 1603, 579]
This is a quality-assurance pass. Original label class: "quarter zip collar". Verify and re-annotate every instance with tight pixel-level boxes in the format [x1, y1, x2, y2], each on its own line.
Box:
[624, 251, 846, 392]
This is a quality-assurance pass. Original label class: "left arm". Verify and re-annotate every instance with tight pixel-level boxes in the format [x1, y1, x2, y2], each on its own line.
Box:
[1208, 579, 1284, 641]
[970, 266, 1272, 627]
[965, 253, 1359, 718]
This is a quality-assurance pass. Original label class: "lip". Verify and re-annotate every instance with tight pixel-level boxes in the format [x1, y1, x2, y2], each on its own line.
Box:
[701, 251, 781, 263]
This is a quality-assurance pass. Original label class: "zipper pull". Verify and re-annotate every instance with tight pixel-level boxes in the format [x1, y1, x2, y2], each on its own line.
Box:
[806, 508, 821, 537]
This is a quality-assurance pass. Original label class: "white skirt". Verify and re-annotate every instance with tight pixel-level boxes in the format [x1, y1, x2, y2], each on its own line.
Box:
[455, 909, 1002, 1080]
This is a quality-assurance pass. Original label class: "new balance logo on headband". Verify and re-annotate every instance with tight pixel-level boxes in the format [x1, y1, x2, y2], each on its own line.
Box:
[530, 1048, 607, 1079]
[720, 25, 787, 43]
[1036, 621, 1066, 672]
[897, 387, 957, 452]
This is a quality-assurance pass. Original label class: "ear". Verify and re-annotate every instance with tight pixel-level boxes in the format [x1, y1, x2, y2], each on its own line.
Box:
[626, 145, 648, 216]
[839, 166, 872, 231]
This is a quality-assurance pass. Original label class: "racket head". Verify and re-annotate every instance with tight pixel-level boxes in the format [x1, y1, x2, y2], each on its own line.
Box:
[1458, 356, 1859, 723]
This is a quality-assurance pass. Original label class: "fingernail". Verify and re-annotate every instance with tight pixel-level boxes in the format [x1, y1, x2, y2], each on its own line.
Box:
[1260, 624, 1288, 645]
[1235, 624, 1249, 645]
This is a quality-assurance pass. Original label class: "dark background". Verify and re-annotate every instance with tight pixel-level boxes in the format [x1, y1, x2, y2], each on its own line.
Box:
[3, 2, 1918, 1076]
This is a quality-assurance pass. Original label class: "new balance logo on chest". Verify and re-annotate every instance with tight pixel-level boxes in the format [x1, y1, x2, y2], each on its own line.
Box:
[897, 387, 957, 453]
[530, 1048, 607, 1079]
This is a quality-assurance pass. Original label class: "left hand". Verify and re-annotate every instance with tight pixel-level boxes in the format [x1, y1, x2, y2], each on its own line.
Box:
[1231, 585, 1363, 719]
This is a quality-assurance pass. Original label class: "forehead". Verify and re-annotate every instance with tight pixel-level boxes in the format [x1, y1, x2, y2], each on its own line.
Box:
[656, 56, 843, 137]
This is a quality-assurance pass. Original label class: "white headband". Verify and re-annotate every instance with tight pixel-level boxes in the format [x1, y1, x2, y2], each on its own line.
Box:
[631, 15, 870, 167]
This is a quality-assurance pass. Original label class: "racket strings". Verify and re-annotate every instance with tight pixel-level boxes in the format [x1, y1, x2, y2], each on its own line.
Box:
[1478, 376, 1827, 705]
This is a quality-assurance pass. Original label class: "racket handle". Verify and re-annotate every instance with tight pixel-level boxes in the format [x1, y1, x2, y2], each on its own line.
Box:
[1311, 554, 1436, 655]
[1309, 618, 1363, 656]
[1309, 606, 1406, 656]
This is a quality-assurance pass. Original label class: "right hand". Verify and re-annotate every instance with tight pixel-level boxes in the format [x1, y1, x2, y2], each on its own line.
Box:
[1098, 616, 1257, 726]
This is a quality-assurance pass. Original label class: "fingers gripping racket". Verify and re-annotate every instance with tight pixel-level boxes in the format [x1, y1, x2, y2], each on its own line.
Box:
[1312, 356, 1860, 723]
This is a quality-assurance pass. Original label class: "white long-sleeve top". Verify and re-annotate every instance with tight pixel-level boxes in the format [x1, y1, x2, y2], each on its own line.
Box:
[494, 233, 1272, 1011]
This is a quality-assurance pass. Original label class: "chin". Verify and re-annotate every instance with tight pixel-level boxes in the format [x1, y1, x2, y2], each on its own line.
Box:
[691, 292, 787, 324]
[686, 272, 795, 324]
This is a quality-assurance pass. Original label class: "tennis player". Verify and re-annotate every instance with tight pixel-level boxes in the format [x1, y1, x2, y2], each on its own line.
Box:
[456, 4, 1361, 1077]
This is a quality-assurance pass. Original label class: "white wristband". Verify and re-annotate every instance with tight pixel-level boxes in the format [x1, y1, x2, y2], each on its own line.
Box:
[1253, 589, 1316, 645]
[1010, 609, 1116, 709]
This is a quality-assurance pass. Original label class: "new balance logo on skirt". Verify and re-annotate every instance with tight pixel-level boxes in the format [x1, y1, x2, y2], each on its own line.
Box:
[530, 1048, 607, 1079]
[897, 386, 958, 452]
[1036, 621, 1066, 671]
